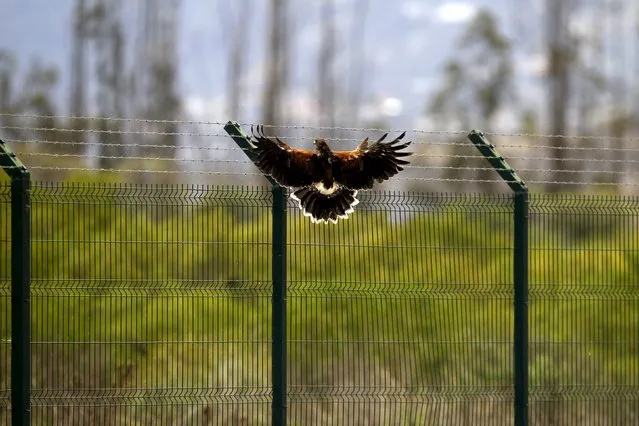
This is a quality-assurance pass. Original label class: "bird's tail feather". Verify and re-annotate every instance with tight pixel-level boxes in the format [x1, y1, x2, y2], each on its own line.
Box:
[290, 186, 359, 224]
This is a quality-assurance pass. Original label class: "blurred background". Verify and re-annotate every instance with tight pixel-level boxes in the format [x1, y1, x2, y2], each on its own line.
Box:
[1, 0, 638, 189]
[1, 3, 639, 424]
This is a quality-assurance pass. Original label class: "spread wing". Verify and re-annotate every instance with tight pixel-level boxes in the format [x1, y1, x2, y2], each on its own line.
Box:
[250, 125, 318, 187]
[333, 132, 412, 190]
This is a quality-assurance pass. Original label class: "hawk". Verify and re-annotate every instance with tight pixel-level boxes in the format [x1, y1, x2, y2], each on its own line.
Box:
[249, 125, 412, 224]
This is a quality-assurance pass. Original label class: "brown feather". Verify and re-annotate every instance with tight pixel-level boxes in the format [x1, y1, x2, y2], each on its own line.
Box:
[333, 132, 412, 190]
[249, 125, 411, 192]
[250, 125, 318, 187]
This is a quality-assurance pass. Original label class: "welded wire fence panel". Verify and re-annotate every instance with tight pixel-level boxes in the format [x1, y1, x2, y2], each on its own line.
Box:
[27, 183, 273, 425]
[529, 195, 639, 425]
[0, 181, 10, 425]
[287, 193, 515, 425]
[5, 179, 639, 425]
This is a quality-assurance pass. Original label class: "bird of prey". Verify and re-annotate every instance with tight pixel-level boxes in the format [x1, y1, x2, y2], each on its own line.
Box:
[249, 125, 412, 224]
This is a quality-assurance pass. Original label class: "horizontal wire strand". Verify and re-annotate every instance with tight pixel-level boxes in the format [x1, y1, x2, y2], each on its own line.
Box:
[1, 164, 637, 185]
[6, 152, 639, 175]
[6, 136, 639, 154]
[2, 112, 639, 141]
[2, 116, 638, 186]
[11, 149, 639, 165]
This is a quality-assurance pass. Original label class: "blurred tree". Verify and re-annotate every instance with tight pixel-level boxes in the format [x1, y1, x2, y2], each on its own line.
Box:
[544, 0, 639, 189]
[569, 0, 604, 137]
[427, 9, 513, 191]
[132, 0, 182, 161]
[18, 59, 62, 149]
[93, 0, 127, 168]
[601, 0, 637, 186]
[70, 0, 87, 119]
[68, 0, 90, 155]
[0, 50, 72, 164]
[460, 11, 514, 129]
[318, 0, 336, 130]
[603, 107, 633, 185]
[262, 0, 289, 129]
[218, 0, 254, 121]
[146, 44, 181, 157]
[545, 0, 576, 191]
[0, 52, 12, 110]
[19, 61, 58, 116]
[428, 61, 469, 130]
[347, 0, 369, 127]
[425, 61, 469, 192]
[0, 50, 22, 141]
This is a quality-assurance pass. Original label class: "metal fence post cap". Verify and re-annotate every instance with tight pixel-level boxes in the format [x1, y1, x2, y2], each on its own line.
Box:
[467, 130, 527, 193]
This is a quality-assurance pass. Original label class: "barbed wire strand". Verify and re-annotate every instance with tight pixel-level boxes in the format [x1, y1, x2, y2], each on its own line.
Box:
[11, 149, 639, 165]
[7, 152, 639, 175]
[3, 114, 467, 135]
[2, 112, 639, 141]
[1, 163, 638, 186]
[5, 135, 639, 155]
[3, 116, 638, 187]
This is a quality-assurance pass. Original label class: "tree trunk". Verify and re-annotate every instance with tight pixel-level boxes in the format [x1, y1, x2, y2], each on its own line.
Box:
[70, 0, 86, 118]
[262, 0, 288, 129]
[318, 0, 336, 130]
[546, 0, 571, 192]
[224, 0, 253, 121]
[348, 0, 369, 127]
[69, 0, 88, 155]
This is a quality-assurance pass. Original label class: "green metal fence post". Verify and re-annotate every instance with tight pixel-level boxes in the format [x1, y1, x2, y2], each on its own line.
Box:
[0, 139, 31, 426]
[271, 184, 287, 426]
[513, 190, 528, 426]
[224, 122, 287, 426]
[467, 130, 528, 426]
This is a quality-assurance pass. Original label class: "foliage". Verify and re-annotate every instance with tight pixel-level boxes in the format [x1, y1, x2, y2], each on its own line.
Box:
[428, 8, 513, 130]
[426, 8, 514, 192]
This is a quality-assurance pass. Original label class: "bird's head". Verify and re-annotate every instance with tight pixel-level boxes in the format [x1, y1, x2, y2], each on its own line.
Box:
[313, 138, 332, 157]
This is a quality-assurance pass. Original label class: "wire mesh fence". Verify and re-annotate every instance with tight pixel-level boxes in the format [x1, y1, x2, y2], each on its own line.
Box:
[1, 180, 638, 425]
[528, 194, 639, 425]
[286, 192, 515, 425]
[26, 184, 273, 425]
[0, 183, 518, 425]
[2, 118, 639, 425]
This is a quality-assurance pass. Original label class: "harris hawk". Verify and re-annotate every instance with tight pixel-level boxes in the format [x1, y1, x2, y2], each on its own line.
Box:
[249, 125, 412, 224]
